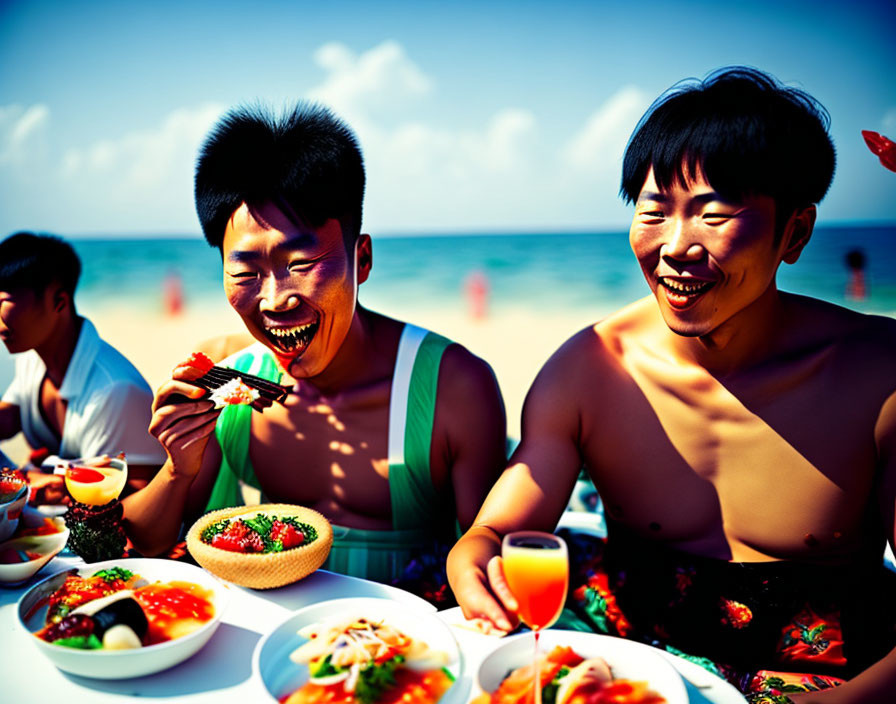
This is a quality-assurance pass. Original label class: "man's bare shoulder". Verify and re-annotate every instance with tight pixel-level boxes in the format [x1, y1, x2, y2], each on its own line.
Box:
[785, 293, 896, 376]
[533, 297, 657, 392]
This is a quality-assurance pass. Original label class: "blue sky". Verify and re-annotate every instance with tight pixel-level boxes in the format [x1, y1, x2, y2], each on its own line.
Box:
[1, 0, 894, 236]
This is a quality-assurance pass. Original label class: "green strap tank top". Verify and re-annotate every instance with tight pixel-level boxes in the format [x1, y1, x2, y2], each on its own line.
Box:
[205, 324, 454, 583]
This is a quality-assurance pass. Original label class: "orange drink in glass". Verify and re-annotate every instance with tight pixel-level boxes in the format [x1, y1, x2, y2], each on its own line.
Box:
[502, 531, 569, 704]
[64, 456, 128, 506]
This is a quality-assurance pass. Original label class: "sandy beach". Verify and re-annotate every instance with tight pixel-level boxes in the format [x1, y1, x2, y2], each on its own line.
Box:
[1, 299, 603, 466]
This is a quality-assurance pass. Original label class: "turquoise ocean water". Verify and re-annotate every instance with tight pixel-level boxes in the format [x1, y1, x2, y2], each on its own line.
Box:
[1, 224, 895, 390]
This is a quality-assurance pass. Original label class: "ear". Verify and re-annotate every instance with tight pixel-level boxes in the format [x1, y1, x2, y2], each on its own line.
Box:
[781, 205, 816, 265]
[356, 234, 372, 285]
[49, 284, 70, 314]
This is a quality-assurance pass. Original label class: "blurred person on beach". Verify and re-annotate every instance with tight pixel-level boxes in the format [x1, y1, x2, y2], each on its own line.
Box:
[0, 232, 165, 500]
[448, 67, 896, 702]
[123, 104, 506, 602]
[464, 268, 490, 321]
[844, 248, 867, 301]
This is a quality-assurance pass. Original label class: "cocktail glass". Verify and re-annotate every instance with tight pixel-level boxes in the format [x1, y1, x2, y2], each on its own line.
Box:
[501, 531, 569, 704]
[60, 455, 129, 562]
[63, 455, 128, 506]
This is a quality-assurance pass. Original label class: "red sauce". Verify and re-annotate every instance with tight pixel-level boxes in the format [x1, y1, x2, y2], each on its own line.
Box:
[67, 467, 104, 483]
[134, 581, 215, 645]
[282, 667, 453, 704]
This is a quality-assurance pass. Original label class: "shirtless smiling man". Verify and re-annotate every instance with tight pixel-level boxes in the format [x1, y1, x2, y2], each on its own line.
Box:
[448, 68, 896, 701]
[124, 104, 506, 597]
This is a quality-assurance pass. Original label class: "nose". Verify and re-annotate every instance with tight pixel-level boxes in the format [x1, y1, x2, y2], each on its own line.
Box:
[258, 273, 301, 313]
[660, 218, 704, 261]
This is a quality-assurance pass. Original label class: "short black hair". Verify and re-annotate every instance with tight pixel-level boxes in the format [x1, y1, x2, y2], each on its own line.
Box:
[0, 232, 81, 297]
[194, 103, 365, 250]
[621, 66, 836, 228]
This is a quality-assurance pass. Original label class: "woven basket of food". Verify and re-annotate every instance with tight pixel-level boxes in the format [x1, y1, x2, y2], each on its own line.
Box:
[186, 504, 333, 589]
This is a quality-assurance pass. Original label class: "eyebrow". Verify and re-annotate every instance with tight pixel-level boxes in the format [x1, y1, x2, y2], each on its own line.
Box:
[226, 232, 318, 263]
[636, 190, 737, 205]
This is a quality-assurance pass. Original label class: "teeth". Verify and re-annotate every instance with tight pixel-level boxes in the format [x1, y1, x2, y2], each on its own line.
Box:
[265, 323, 317, 351]
[268, 324, 313, 338]
[663, 279, 708, 293]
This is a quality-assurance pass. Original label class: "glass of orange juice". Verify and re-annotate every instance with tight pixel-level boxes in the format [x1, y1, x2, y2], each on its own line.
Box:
[502, 531, 569, 704]
[63, 455, 128, 506]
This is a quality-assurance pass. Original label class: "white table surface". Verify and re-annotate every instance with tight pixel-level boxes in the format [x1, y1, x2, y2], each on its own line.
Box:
[2, 555, 744, 703]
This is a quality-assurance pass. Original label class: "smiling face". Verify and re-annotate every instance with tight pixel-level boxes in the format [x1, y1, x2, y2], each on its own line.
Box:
[629, 167, 792, 340]
[222, 202, 370, 379]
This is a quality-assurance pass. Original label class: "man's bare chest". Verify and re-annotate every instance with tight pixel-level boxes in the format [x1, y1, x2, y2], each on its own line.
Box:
[245, 396, 394, 520]
[580, 357, 879, 558]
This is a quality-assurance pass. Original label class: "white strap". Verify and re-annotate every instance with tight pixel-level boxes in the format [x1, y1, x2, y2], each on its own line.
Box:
[387, 324, 428, 466]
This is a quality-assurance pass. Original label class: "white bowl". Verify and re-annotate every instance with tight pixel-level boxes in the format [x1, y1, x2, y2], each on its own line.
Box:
[0, 480, 29, 542]
[477, 630, 688, 704]
[254, 596, 465, 703]
[0, 508, 69, 585]
[17, 557, 230, 679]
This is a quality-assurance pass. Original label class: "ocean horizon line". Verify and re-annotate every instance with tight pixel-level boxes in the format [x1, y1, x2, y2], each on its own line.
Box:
[15, 219, 896, 242]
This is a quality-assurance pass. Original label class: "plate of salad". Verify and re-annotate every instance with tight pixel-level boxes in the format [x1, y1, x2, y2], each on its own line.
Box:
[253, 596, 465, 703]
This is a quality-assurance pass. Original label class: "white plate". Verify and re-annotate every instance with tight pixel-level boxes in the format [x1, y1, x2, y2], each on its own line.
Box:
[478, 630, 688, 704]
[253, 596, 465, 703]
[17, 557, 230, 679]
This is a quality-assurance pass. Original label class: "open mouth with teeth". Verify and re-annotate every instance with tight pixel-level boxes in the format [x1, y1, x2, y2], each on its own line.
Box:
[659, 277, 715, 307]
[263, 320, 320, 357]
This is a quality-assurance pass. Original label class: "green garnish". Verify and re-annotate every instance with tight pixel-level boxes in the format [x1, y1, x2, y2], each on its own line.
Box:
[242, 513, 273, 536]
[53, 634, 103, 650]
[311, 654, 346, 678]
[354, 655, 405, 704]
[542, 665, 570, 704]
[91, 567, 134, 583]
[200, 518, 232, 542]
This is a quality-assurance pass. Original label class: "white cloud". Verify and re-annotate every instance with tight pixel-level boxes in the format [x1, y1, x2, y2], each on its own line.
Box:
[61, 103, 223, 191]
[308, 40, 432, 122]
[562, 85, 649, 171]
[0, 104, 50, 164]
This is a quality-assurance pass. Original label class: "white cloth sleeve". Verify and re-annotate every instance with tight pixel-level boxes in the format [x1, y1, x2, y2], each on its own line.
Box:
[74, 382, 166, 466]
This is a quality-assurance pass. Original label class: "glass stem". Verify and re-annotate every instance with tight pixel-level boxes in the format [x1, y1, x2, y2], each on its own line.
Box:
[533, 629, 541, 704]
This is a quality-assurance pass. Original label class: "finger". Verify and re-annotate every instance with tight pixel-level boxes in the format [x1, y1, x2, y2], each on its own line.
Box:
[487, 555, 519, 613]
[156, 411, 220, 449]
[150, 401, 218, 438]
[154, 381, 208, 411]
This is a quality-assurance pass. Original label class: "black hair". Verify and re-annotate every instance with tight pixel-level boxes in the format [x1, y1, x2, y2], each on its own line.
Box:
[194, 102, 365, 250]
[621, 66, 836, 230]
[0, 232, 81, 297]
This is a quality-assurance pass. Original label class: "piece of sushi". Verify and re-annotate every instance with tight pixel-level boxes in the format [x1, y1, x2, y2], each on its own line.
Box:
[207, 377, 261, 409]
[178, 352, 291, 406]
[72, 590, 149, 649]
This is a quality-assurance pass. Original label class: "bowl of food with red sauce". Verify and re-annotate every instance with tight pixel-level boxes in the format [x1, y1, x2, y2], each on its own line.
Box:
[0, 469, 29, 542]
[17, 557, 229, 678]
[0, 507, 69, 586]
[253, 597, 465, 704]
[186, 503, 333, 589]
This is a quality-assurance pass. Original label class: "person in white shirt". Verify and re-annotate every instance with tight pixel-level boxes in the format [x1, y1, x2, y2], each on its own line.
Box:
[0, 232, 165, 498]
